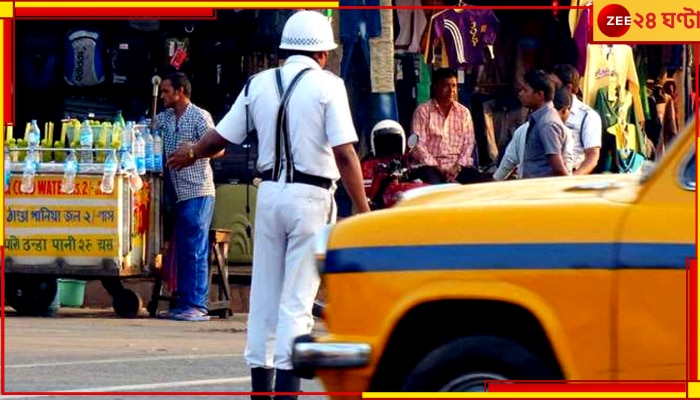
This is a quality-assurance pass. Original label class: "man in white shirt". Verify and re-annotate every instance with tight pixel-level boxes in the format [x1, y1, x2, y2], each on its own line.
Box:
[551, 64, 603, 175]
[493, 122, 527, 180]
[495, 87, 574, 180]
[166, 10, 370, 399]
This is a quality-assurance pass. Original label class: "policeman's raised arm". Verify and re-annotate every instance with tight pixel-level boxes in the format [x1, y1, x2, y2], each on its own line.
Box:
[166, 90, 248, 170]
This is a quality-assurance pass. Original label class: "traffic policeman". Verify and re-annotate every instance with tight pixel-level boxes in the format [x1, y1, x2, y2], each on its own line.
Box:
[166, 10, 371, 399]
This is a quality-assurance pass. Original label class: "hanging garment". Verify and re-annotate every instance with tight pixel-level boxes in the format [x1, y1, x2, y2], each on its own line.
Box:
[608, 120, 646, 173]
[568, 0, 588, 37]
[418, 0, 448, 55]
[665, 45, 684, 71]
[573, 8, 590, 75]
[482, 95, 528, 165]
[424, 8, 500, 70]
[369, 0, 396, 93]
[395, 54, 419, 136]
[671, 54, 687, 125]
[394, 0, 428, 54]
[634, 48, 651, 121]
[339, 2, 383, 79]
[582, 44, 645, 125]
[686, 46, 694, 121]
[513, 36, 541, 88]
[542, 11, 579, 70]
[646, 85, 679, 157]
[594, 87, 648, 173]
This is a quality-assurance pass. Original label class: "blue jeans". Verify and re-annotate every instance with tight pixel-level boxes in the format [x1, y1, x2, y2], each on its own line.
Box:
[175, 195, 215, 312]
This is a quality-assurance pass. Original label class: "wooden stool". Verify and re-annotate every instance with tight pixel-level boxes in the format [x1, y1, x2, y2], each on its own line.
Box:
[208, 228, 233, 318]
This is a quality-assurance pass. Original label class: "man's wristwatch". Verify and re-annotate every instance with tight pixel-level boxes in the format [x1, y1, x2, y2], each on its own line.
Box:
[187, 148, 196, 160]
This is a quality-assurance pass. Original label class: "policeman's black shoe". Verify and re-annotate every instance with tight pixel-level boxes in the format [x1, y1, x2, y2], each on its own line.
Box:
[274, 368, 301, 400]
[251, 367, 274, 400]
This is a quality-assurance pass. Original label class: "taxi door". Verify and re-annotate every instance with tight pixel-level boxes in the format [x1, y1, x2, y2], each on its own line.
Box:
[614, 130, 695, 380]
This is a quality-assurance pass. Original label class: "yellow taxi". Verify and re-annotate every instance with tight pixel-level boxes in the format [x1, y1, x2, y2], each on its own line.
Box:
[291, 120, 696, 396]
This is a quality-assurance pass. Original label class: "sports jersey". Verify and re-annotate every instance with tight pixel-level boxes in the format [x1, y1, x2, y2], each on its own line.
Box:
[424, 9, 500, 69]
[581, 44, 645, 124]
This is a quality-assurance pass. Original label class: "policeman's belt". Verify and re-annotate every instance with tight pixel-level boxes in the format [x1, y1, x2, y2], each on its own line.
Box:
[260, 169, 333, 190]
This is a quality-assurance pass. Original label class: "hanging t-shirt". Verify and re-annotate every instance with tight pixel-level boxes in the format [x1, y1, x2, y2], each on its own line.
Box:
[569, 0, 590, 37]
[417, 56, 432, 104]
[581, 44, 645, 124]
[394, 0, 428, 54]
[424, 9, 500, 69]
[573, 8, 590, 75]
[339, 0, 383, 45]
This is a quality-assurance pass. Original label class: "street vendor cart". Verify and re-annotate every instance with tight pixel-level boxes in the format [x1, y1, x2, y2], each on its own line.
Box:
[4, 118, 235, 319]
[4, 155, 164, 318]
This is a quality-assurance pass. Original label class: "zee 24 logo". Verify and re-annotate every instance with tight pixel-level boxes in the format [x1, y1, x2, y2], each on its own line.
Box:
[596, 3, 660, 37]
[597, 4, 634, 37]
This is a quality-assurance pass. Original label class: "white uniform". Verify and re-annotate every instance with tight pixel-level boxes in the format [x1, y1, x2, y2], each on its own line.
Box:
[216, 55, 358, 370]
[565, 96, 603, 170]
[493, 122, 527, 180]
[493, 121, 575, 180]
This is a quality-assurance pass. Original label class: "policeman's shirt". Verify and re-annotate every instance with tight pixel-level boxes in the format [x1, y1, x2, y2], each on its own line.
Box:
[216, 55, 358, 182]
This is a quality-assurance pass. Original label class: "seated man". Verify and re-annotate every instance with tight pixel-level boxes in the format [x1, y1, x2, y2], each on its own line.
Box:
[409, 68, 479, 184]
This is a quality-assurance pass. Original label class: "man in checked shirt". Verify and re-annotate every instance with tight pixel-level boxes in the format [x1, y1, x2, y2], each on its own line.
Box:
[155, 71, 223, 322]
[409, 68, 480, 184]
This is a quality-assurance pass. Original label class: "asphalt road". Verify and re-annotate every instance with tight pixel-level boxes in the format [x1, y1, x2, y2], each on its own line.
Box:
[2, 307, 328, 399]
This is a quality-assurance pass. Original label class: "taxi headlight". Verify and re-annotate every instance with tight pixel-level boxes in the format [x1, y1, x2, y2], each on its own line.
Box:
[313, 224, 335, 274]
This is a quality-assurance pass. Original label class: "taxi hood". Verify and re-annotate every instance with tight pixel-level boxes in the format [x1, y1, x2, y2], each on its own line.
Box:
[395, 173, 644, 207]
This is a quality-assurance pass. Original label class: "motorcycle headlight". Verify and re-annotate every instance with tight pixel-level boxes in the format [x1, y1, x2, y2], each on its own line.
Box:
[313, 224, 335, 274]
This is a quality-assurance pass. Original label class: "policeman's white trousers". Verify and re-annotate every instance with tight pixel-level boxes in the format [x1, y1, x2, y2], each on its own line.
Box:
[245, 181, 336, 370]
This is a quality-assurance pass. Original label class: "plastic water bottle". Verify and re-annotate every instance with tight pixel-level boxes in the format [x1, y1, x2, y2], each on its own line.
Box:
[100, 149, 119, 194]
[153, 129, 163, 173]
[20, 150, 37, 194]
[79, 120, 94, 164]
[61, 150, 78, 194]
[28, 120, 41, 163]
[28, 120, 41, 147]
[133, 130, 146, 175]
[123, 121, 134, 152]
[121, 151, 143, 191]
[144, 127, 154, 172]
[4, 146, 12, 193]
[114, 110, 126, 130]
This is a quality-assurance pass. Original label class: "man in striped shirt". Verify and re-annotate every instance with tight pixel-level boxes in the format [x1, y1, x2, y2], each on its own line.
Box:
[409, 68, 479, 184]
[156, 72, 223, 322]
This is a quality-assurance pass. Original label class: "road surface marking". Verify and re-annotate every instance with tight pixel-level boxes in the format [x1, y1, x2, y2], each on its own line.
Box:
[6, 353, 242, 369]
[1, 376, 251, 398]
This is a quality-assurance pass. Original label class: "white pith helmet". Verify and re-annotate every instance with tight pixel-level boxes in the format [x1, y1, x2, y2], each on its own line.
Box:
[279, 10, 338, 52]
[370, 119, 406, 156]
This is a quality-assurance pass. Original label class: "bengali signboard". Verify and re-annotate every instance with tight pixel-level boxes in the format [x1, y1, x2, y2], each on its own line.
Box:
[4, 234, 120, 258]
[4, 174, 123, 261]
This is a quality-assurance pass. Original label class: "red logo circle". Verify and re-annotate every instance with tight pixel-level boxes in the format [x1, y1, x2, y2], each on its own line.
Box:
[597, 4, 632, 38]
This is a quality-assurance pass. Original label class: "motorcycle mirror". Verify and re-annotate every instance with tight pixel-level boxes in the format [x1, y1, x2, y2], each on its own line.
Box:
[407, 134, 419, 149]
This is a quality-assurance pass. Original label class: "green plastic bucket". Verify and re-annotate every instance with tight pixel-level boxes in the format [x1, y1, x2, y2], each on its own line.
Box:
[58, 279, 86, 308]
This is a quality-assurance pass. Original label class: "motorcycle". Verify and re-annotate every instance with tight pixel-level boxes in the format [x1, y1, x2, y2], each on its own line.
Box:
[366, 135, 429, 209]
[361, 121, 430, 210]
